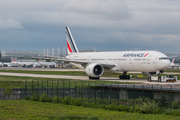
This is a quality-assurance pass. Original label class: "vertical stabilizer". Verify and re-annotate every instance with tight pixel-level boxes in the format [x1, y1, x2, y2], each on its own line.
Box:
[10, 58, 14, 62]
[65, 27, 79, 55]
[14, 58, 19, 62]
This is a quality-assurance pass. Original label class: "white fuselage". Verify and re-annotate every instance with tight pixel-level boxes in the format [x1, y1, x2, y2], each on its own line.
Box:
[39, 62, 56, 67]
[66, 51, 170, 72]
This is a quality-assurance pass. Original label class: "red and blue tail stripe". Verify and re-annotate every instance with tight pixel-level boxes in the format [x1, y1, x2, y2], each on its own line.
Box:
[65, 27, 79, 54]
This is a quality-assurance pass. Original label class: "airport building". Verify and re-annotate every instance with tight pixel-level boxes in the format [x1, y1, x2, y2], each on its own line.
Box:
[0, 50, 65, 62]
[0, 50, 96, 62]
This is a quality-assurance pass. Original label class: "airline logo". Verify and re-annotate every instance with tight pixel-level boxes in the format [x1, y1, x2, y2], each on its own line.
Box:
[123, 53, 149, 57]
[67, 40, 73, 53]
[14, 58, 18, 62]
[65, 27, 78, 54]
[10, 58, 14, 62]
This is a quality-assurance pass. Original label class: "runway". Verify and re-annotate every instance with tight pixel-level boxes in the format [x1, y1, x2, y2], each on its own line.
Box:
[0, 71, 180, 86]
[0, 67, 179, 75]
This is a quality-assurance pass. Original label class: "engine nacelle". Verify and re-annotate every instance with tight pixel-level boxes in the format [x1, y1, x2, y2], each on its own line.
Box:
[142, 72, 158, 77]
[85, 63, 104, 77]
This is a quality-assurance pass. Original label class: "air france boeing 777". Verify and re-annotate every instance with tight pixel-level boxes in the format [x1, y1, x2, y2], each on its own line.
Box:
[17, 27, 170, 81]
[64, 27, 170, 81]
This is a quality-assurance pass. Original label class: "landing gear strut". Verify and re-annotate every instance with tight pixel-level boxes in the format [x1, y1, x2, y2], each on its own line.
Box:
[157, 73, 161, 82]
[119, 72, 130, 79]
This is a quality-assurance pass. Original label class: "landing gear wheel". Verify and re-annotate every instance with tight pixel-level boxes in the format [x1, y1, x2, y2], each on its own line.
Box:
[119, 75, 130, 79]
[89, 76, 100, 80]
[119, 72, 130, 80]
[148, 77, 151, 82]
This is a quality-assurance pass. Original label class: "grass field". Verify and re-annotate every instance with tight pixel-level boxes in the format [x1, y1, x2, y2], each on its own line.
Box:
[0, 75, 141, 88]
[0, 100, 180, 120]
[165, 69, 180, 73]
[0, 69, 180, 119]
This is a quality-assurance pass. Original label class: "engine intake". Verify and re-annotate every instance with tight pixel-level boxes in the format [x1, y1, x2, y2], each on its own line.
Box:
[85, 63, 104, 77]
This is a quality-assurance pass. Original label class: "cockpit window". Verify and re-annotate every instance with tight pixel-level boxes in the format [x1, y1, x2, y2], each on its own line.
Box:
[159, 57, 170, 60]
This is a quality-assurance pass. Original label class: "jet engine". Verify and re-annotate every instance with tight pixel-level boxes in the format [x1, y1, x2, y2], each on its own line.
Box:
[85, 63, 104, 77]
[142, 72, 157, 77]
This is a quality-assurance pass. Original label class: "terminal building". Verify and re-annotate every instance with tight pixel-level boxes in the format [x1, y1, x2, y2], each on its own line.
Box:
[0, 50, 96, 62]
[0, 50, 65, 62]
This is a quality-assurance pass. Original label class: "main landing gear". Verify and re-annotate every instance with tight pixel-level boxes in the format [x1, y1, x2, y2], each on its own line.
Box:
[89, 76, 100, 80]
[119, 72, 130, 79]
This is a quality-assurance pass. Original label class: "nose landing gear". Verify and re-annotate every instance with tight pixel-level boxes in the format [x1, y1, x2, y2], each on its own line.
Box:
[147, 70, 163, 82]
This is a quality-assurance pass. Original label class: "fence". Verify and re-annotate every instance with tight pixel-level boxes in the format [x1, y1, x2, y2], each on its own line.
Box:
[1, 80, 180, 114]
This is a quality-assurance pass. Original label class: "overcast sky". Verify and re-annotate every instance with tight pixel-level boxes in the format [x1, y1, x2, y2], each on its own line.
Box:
[0, 0, 180, 54]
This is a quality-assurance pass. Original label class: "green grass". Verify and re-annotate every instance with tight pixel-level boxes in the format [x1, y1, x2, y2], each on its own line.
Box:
[0, 75, 141, 88]
[165, 69, 180, 73]
[0, 100, 180, 120]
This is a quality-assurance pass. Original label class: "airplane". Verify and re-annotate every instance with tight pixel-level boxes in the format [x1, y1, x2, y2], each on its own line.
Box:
[169, 58, 179, 69]
[15, 27, 171, 81]
[2, 62, 15, 67]
[38, 59, 57, 68]
[0, 62, 3, 67]
[11, 58, 41, 68]
[38, 27, 170, 81]
[64, 27, 170, 81]
[11, 58, 25, 66]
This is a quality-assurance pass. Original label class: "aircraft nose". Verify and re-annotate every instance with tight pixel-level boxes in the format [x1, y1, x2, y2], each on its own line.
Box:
[157, 59, 170, 70]
[161, 59, 171, 69]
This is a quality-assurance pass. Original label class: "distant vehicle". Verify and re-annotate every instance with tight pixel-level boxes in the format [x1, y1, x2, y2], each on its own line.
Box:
[150, 74, 177, 82]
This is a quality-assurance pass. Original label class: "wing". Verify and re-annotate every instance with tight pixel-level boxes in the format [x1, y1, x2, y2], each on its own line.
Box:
[64, 60, 116, 69]
[8, 55, 116, 69]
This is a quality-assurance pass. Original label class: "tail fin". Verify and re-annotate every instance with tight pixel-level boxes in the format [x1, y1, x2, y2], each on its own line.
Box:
[39, 59, 42, 62]
[14, 58, 19, 62]
[10, 58, 14, 62]
[65, 27, 79, 55]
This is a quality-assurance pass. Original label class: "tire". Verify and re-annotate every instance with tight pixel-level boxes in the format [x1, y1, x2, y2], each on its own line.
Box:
[89, 76, 99, 80]
[158, 77, 161, 82]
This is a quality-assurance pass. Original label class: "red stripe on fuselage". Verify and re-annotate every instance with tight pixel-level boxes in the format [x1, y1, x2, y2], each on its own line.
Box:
[144, 53, 149, 57]
[67, 40, 72, 53]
